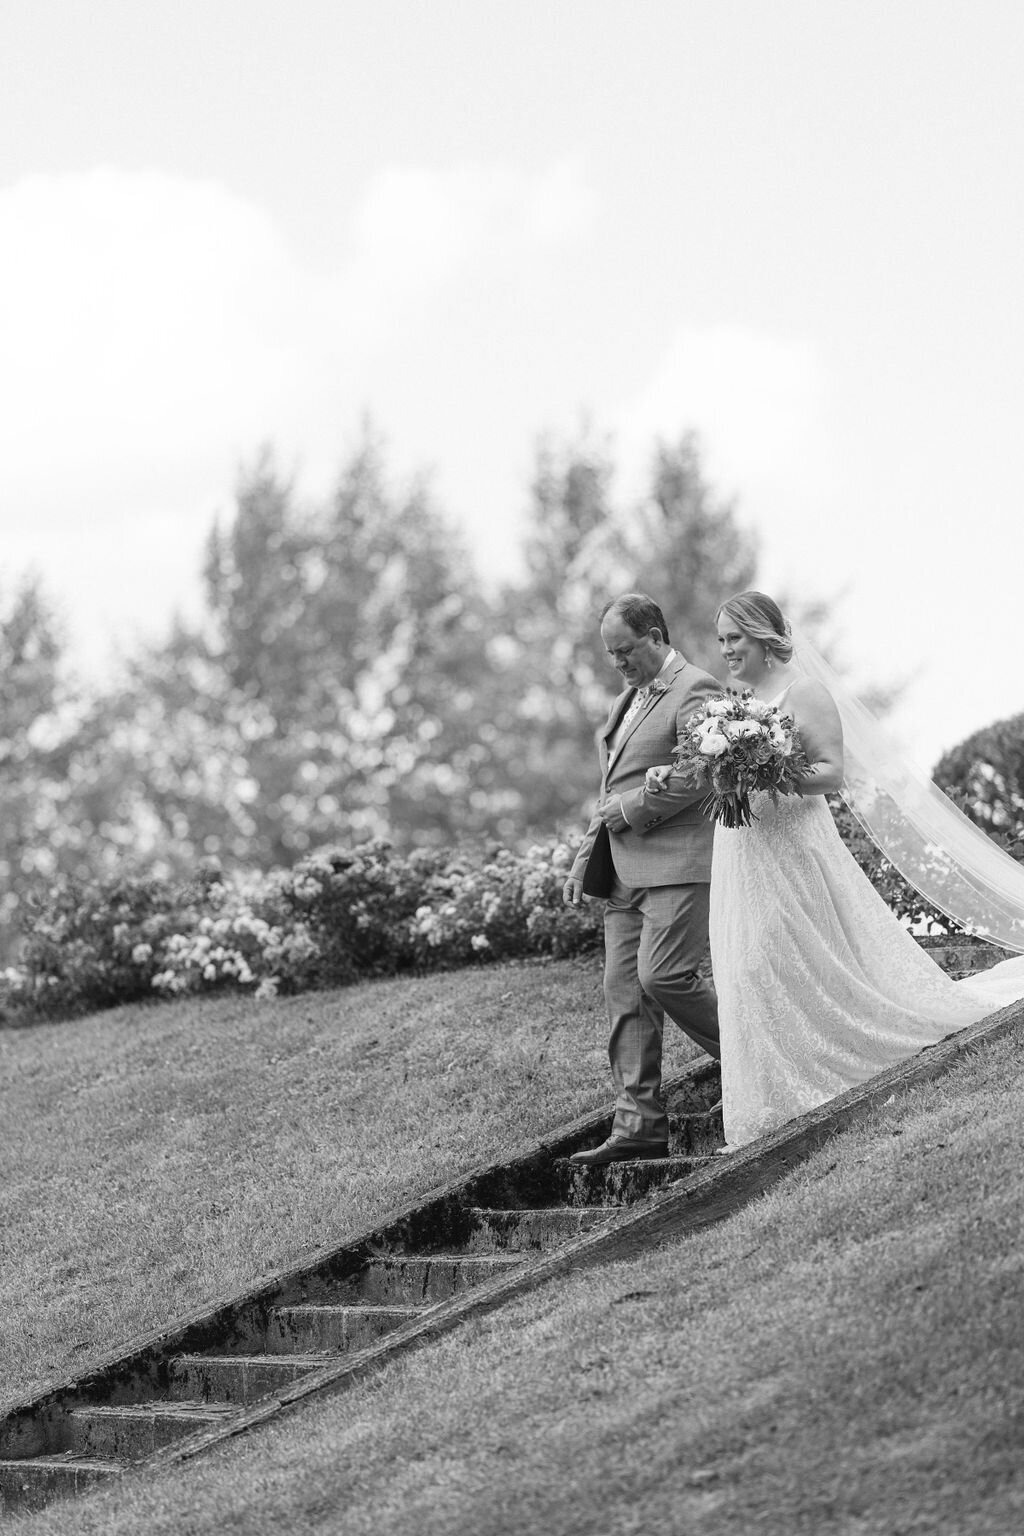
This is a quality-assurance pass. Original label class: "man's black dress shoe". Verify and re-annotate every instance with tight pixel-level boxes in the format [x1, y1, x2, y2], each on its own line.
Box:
[568, 1136, 669, 1166]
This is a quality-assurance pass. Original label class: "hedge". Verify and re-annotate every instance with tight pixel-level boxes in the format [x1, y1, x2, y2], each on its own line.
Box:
[0, 840, 601, 1023]
[0, 808, 994, 1026]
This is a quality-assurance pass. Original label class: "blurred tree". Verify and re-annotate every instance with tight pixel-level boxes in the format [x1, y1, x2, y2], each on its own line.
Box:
[108, 435, 494, 869]
[288, 437, 491, 846]
[0, 578, 113, 962]
[623, 434, 760, 674]
[484, 428, 620, 837]
[0, 578, 63, 955]
[0, 425, 920, 968]
[489, 429, 759, 832]
[83, 429, 760, 865]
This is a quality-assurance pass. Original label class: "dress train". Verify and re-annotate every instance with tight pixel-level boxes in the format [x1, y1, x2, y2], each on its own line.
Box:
[709, 790, 1024, 1148]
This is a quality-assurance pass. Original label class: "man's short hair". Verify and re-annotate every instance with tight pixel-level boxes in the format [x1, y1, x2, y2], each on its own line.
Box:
[601, 593, 670, 645]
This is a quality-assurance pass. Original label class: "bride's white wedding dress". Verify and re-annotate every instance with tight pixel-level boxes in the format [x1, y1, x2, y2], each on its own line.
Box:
[710, 759, 1024, 1151]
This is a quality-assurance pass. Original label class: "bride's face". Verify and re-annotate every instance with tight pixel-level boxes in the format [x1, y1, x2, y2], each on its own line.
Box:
[717, 616, 764, 685]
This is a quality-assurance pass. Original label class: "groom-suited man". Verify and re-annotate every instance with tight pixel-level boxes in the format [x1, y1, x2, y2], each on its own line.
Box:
[562, 593, 720, 1165]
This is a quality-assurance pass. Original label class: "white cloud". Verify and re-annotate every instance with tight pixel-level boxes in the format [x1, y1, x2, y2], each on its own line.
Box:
[521, 154, 597, 247]
[615, 323, 827, 517]
[343, 155, 596, 352]
[0, 168, 315, 494]
[1, 158, 596, 499]
[0, 159, 596, 667]
[352, 155, 594, 278]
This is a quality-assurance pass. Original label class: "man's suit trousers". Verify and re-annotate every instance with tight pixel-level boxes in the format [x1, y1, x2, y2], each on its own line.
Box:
[602, 877, 720, 1140]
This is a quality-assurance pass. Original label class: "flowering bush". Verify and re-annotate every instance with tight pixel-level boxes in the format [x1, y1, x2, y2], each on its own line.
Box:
[149, 872, 321, 1001]
[5, 873, 202, 1020]
[1, 811, 987, 1028]
[0, 839, 605, 1024]
[275, 841, 426, 987]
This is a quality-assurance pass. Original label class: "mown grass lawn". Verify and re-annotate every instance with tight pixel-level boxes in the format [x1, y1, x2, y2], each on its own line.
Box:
[5, 967, 1024, 1535]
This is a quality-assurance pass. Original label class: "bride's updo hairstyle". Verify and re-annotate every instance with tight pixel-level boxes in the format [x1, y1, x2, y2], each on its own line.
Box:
[717, 590, 794, 666]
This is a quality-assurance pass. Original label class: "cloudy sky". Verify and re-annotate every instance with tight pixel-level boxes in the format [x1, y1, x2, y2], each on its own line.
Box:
[2, 0, 1021, 770]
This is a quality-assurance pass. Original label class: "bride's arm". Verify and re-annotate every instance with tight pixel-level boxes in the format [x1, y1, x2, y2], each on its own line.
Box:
[789, 679, 844, 795]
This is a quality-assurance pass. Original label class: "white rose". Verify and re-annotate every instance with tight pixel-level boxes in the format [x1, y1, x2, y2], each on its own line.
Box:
[704, 698, 732, 717]
[722, 719, 764, 740]
[697, 725, 728, 757]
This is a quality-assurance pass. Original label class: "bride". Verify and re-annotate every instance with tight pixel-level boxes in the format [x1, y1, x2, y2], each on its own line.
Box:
[652, 590, 1024, 1150]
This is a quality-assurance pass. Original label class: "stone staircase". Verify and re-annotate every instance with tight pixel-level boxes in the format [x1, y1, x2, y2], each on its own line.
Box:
[0, 935, 1013, 1520]
[0, 1065, 724, 1518]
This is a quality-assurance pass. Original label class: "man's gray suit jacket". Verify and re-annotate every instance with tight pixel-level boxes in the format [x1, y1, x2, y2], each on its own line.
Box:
[571, 653, 721, 890]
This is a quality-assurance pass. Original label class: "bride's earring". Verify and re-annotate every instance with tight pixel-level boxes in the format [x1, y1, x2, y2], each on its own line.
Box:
[764, 647, 773, 670]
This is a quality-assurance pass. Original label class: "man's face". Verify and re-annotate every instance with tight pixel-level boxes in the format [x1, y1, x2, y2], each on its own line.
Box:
[600, 613, 665, 688]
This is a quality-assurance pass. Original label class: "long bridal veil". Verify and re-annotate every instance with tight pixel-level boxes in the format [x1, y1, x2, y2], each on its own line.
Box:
[790, 628, 1024, 955]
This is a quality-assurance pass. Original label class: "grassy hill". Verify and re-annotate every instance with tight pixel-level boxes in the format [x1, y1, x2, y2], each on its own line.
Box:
[4, 962, 1023, 1535]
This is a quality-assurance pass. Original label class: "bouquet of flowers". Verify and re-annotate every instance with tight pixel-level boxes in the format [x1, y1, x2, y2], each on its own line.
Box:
[670, 690, 813, 828]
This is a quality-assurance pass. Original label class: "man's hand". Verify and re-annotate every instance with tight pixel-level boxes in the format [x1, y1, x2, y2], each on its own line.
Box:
[644, 764, 674, 795]
[562, 876, 585, 906]
[597, 797, 630, 833]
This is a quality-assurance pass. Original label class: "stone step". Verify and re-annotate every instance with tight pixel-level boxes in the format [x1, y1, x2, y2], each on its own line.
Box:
[0, 1455, 122, 1515]
[664, 1076, 724, 1119]
[916, 935, 1013, 976]
[266, 1303, 422, 1354]
[461, 1206, 613, 1252]
[166, 1353, 334, 1404]
[64, 1401, 238, 1460]
[667, 1106, 725, 1156]
[552, 1155, 713, 1207]
[333, 1253, 529, 1305]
